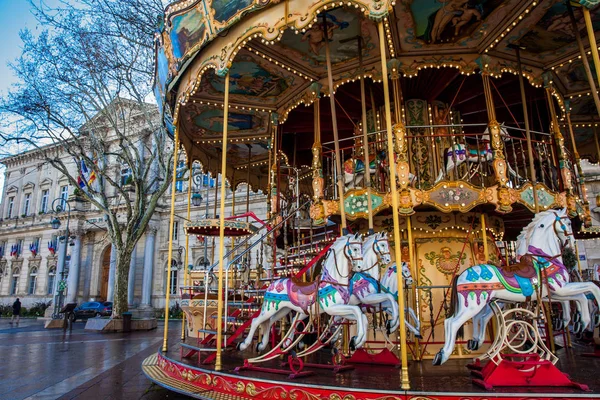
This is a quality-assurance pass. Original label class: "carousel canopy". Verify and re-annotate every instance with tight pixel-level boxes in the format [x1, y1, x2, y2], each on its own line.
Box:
[154, 0, 600, 192]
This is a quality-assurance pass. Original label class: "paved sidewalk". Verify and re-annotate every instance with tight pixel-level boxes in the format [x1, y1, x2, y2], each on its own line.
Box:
[0, 318, 192, 400]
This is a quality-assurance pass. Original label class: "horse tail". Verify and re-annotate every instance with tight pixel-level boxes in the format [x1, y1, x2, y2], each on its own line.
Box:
[448, 275, 464, 338]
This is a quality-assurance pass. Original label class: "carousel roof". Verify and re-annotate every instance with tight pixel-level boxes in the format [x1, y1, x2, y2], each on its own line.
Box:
[154, 0, 600, 192]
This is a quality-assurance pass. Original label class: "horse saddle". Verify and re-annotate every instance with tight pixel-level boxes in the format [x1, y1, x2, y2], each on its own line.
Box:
[502, 254, 537, 279]
[290, 277, 319, 295]
[500, 254, 538, 298]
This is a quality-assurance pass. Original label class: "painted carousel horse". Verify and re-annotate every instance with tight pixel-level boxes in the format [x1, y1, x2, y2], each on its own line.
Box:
[435, 123, 519, 183]
[379, 259, 423, 338]
[433, 208, 600, 365]
[344, 156, 377, 188]
[347, 232, 399, 334]
[238, 233, 369, 352]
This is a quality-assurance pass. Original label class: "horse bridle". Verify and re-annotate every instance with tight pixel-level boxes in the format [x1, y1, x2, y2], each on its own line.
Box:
[361, 236, 390, 273]
[552, 212, 573, 250]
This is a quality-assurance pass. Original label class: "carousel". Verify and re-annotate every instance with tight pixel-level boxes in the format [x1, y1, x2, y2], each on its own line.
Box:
[143, 0, 600, 398]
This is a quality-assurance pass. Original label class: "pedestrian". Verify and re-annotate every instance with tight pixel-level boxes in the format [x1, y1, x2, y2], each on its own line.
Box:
[10, 298, 21, 325]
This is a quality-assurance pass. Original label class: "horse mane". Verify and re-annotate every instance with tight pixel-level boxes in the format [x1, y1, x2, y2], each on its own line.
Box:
[515, 210, 558, 255]
[361, 233, 377, 253]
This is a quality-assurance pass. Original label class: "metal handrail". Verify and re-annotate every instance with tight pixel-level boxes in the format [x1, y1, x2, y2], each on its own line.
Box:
[206, 199, 312, 272]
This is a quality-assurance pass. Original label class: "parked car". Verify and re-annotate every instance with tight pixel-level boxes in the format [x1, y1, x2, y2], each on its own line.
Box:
[71, 301, 113, 321]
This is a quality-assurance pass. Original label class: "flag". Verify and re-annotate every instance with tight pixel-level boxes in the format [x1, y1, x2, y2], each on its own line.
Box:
[10, 244, 17, 257]
[48, 239, 57, 255]
[29, 242, 38, 257]
[78, 159, 97, 191]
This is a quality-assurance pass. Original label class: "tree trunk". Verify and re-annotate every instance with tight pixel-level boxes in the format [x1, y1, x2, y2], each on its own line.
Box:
[112, 247, 133, 317]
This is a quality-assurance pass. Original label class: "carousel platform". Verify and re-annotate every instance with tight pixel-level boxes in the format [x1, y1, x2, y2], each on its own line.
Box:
[143, 336, 600, 400]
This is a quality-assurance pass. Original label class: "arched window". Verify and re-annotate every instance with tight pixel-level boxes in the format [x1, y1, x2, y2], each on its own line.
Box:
[165, 260, 178, 295]
[28, 267, 38, 295]
[10, 268, 20, 295]
[47, 266, 56, 295]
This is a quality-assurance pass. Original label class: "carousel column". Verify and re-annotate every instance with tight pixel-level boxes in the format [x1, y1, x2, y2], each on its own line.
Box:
[310, 82, 326, 226]
[568, 1, 600, 120]
[357, 37, 374, 233]
[107, 245, 116, 302]
[378, 21, 410, 390]
[182, 166, 193, 340]
[583, 4, 600, 89]
[127, 245, 137, 306]
[269, 114, 279, 277]
[215, 71, 231, 371]
[565, 101, 590, 231]
[511, 44, 539, 212]
[477, 57, 511, 213]
[323, 13, 347, 233]
[66, 234, 82, 304]
[141, 226, 157, 308]
[543, 73, 574, 211]
[162, 119, 181, 353]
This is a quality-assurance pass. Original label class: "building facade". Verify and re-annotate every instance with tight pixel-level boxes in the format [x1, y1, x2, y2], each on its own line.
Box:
[0, 146, 267, 310]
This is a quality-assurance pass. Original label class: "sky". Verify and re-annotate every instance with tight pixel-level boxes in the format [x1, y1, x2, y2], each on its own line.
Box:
[0, 0, 59, 196]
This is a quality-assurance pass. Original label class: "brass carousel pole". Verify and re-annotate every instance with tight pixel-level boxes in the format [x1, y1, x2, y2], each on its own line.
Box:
[378, 20, 410, 390]
[510, 44, 539, 212]
[323, 13, 347, 233]
[215, 71, 231, 371]
[162, 124, 180, 353]
[211, 166, 220, 264]
[594, 122, 600, 163]
[181, 161, 194, 340]
[568, 1, 600, 119]
[582, 4, 600, 93]
[480, 214, 489, 262]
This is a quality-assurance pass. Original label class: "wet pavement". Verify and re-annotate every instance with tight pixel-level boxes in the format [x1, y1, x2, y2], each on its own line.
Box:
[0, 317, 192, 400]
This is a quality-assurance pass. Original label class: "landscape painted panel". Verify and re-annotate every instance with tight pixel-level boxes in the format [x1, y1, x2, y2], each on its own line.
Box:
[169, 7, 207, 59]
[279, 8, 376, 66]
[411, 0, 504, 44]
[518, 3, 600, 54]
[212, 0, 253, 23]
[194, 109, 261, 133]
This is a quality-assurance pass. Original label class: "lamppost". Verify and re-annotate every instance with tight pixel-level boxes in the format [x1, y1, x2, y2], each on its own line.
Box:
[192, 170, 210, 268]
[50, 197, 72, 319]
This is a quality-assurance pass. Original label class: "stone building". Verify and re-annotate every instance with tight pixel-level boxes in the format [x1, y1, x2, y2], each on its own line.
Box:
[0, 144, 267, 310]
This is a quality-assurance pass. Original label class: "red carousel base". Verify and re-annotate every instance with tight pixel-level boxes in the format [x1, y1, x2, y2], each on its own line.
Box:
[143, 348, 599, 400]
[348, 348, 400, 366]
[470, 354, 589, 391]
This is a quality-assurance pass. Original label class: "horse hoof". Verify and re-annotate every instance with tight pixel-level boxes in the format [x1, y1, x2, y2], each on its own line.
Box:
[594, 314, 600, 327]
[297, 341, 305, 350]
[386, 320, 392, 335]
[236, 342, 243, 351]
[467, 339, 478, 351]
[573, 321, 584, 334]
[255, 343, 262, 352]
[573, 312, 581, 324]
[432, 351, 444, 366]
[415, 334, 423, 340]
[349, 336, 357, 351]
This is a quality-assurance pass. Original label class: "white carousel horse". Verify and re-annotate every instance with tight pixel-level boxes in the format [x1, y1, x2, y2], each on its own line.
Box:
[435, 123, 520, 184]
[347, 232, 399, 333]
[379, 259, 422, 338]
[433, 208, 600, 365]
[238, 233, 369, 352]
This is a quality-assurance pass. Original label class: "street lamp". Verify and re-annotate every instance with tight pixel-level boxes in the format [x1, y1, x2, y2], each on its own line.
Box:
[50, 197, 71, 319]
[191, 193, 203, 207]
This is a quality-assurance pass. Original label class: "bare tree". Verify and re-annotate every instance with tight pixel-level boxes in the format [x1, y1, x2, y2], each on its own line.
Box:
[0, 0, 174, 316]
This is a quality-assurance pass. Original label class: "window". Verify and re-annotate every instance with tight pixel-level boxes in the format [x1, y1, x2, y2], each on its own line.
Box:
[17, 239, 23, 256]
[40, 190, 49, 213]
[23, 193, 31, 216]
[47, 267, 56, 295]
[7, 197, 14, 218]
[60, 186, 68, 208]
[172, 221, 179, 241]
[11, 268, 20, 295]
[121, 163, 132, 185]
[28, 267, 38, 295]
[203, 175, 215, 188]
